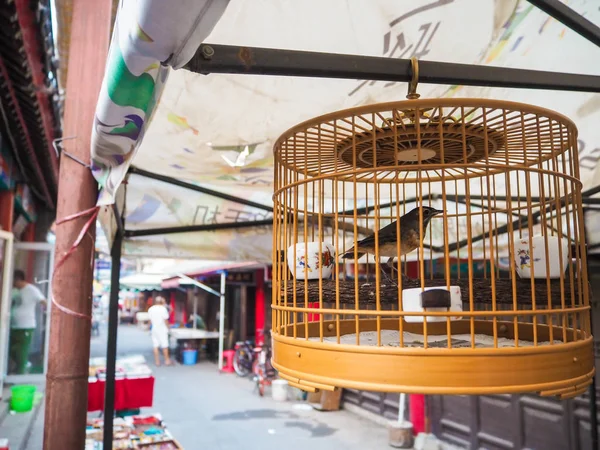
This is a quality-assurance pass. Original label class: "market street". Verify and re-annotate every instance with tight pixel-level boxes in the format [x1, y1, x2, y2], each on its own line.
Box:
[89, 324, 390, 450]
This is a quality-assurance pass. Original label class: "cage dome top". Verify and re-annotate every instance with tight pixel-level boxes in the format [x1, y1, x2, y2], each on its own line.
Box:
[274, 99, 577, 184]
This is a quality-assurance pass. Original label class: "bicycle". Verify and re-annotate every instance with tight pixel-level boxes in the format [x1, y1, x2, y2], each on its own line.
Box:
[253, 334, 277, 396]
[232, 339, 255, 377]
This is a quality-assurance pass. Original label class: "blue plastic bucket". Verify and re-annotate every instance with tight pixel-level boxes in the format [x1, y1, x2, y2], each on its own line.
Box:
[182, 349, 198, 365]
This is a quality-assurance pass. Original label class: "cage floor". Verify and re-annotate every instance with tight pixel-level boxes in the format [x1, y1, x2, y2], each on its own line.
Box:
[308, 330, 562, 348]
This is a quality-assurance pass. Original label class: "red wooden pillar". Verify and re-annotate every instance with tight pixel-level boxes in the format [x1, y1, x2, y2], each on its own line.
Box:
[410, 394, 426, 435]
[169, 291, 176, 324]
[22, 223, 35, 241]
[43, 0, 112, 448]
[0, 190, 14, 232]
[182, 293, 188, 324]
[255, 269, 266, 345]
[407, 258, 426, 435]
[308, 302, 319, 322]
[406, 261, 419, 278]
[23, 223, 35, 282]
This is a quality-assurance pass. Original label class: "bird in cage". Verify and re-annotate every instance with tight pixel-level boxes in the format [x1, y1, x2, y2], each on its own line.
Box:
[341, 206, 443, 281]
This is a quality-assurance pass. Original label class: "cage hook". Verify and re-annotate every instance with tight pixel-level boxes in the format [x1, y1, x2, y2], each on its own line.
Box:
[406, 57, 420, 100]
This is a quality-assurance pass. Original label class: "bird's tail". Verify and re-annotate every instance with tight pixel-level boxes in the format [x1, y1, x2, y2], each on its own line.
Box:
[341, 248, 365, 259]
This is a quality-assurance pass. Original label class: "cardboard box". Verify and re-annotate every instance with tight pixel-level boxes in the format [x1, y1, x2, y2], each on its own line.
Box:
[310, 388, 342, 411]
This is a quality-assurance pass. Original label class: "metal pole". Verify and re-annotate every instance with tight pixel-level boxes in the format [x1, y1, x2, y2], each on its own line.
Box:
[129, 167, 273, 212]
[587, 263, 599, 450]
[583, 210, 599, 450]
[43, 0, 111, 448]
[589, 310, 599, 450]
[184, 44, 600, 93]
[398, 393, 406, 424]
[176, 273, 220, 297]
[527, 0, 600, 48]
[193, 287, 198, 331]
[125, 219, 273, 237]
[102, 233, 123, 450]
[218, 272, 226, 371]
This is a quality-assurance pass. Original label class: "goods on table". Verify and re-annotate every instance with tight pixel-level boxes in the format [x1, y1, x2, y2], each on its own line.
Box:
[89, 355, 153, 379]
[85, 414, 182, 449]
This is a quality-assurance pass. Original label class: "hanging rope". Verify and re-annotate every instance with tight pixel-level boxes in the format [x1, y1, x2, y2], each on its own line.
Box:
[50, 206, 100, 321]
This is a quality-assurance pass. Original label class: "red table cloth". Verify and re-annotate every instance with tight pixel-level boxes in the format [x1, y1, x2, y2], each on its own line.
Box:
[87, 377, 155, 412]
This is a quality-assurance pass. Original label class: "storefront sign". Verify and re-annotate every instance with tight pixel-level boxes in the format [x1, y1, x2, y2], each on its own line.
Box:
[226, 271, 255, 285]
[202, 271, 257, 285]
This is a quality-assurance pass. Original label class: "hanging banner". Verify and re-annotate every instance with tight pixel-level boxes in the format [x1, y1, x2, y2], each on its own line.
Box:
[92, 0, 230, 206]
[90, 0, 600, 260]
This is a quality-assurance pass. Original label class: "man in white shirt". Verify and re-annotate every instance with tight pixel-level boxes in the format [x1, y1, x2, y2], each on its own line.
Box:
[147, 296, 172, 366]
[10, 270, 46, 374]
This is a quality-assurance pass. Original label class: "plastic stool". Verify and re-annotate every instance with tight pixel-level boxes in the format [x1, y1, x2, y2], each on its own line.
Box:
[221, 350, 235, 373]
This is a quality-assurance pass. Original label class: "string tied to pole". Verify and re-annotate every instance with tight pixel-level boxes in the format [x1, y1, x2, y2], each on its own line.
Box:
[50, 206, 100, 321]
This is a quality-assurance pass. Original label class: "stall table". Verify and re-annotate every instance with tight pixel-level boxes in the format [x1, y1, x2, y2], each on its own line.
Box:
[88, 355, 154, 413]
[85, 414, 182, 449]
[88, 376, 155, 412]
[168, 328, 220, 364]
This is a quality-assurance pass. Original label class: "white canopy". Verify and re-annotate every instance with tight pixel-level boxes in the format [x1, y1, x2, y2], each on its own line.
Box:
[119, 273, 164, 291]
[91, 0, 600, 260]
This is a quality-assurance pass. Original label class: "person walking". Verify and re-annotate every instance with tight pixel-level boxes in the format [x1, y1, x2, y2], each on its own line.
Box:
[148, 296, 172, 366]
[10, 270, 46, 374]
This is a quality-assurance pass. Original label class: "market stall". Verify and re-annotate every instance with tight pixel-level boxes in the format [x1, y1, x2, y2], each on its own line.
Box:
[168, 328, 220, 365]
[88, 356, 155, 414]
[85, 414, 182, 449]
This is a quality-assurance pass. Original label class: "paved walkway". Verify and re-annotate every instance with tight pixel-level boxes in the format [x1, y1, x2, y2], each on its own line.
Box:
[151, 358, 390, 449]
[0, 384, 44, 450]
[93, 325, 390, 449]
[3, 324, 391, 449]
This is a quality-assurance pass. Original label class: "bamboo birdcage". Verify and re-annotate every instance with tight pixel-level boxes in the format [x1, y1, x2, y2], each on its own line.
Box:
[271, 96, 594, 398]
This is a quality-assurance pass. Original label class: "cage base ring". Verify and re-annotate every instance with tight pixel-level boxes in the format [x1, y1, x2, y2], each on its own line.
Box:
[271, 319, 594, 395]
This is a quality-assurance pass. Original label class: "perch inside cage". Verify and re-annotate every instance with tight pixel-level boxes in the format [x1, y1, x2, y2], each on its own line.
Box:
[271, 98, 594, 398]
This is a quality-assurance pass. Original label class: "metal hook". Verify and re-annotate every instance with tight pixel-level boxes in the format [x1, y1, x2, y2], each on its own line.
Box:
[52, 136, 92, 169]
[406, 57, 420, 100]
[51, 135, 77, 157]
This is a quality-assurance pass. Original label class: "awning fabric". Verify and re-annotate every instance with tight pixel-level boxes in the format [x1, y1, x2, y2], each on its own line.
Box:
[119, 273, 164, 290]
[161, 261, 262, 288]
[90, 0, 600, 260]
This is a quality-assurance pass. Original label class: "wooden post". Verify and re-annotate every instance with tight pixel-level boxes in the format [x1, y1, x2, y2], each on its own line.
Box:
[240, 284, 247, 340]
[169, 291, 176, 324]
[409, 394, 426, 436]
[43, 0, 112, 448]
[0, 191, 14, 232]
[388, 422, 414, 449]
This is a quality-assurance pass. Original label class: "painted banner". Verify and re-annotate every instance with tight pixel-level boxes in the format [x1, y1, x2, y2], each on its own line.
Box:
[92, 0, 600, 259]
